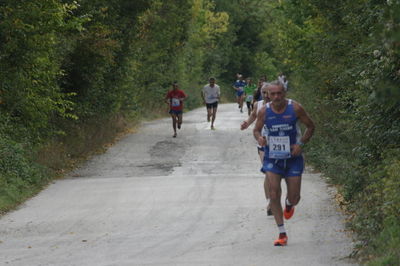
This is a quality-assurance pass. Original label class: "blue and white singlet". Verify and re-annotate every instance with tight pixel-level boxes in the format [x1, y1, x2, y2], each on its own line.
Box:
[264, 99, 302, 159]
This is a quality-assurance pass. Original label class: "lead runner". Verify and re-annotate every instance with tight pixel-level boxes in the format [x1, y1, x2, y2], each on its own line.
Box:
[253, 80, 315, 246]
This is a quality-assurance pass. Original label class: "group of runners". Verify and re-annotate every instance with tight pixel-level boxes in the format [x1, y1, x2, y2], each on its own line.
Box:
[233, 73, 288, 116]
[165, 75, 315, 246]
[165, 78, 220, 137]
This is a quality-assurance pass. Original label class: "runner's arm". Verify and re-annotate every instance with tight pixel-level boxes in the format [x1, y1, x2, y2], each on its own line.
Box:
[241, 104, 258, 130]
[253, 106, 266, 146]
[200, 89, 205, 103]
[232, 82, 239, 91]
[181, 94, 187, 101]
[294, 102, 315, 144]
[165, 93, 170, 105]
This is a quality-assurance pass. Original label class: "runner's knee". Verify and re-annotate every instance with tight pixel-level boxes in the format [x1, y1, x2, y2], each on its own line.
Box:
[288, 195, 300, 205]
[268, 189, 281, 201]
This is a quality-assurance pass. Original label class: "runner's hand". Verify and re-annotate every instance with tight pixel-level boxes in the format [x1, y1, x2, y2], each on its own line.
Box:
[258, 136, 266, 146]
[240, 121, 248, 130]
[291, 144, 302, 156]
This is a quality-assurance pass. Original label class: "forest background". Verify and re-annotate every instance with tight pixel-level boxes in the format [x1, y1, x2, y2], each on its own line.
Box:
[0, 0, 399, 264]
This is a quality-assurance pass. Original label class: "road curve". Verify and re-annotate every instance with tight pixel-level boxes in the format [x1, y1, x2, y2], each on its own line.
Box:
[0, 103, 355, 266]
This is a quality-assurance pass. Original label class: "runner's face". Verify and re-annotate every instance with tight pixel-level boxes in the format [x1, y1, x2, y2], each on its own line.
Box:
[261, 88, 268, 100]
[268, 85, 285, 104]
[210, 80, 215, 86]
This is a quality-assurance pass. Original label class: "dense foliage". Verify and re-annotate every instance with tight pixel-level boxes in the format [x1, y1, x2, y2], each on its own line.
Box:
[0, 0, 231, 211]
[242, 1, 400, 264]
[0, 0, 399, 264]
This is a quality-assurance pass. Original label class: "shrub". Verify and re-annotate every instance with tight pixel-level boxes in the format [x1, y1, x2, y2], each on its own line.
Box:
[0, 134, 48, 213]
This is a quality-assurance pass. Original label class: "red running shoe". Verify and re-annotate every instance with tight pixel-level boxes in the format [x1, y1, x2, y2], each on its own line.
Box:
[283, 205, 295, 220]
[274, 234, 288, 246]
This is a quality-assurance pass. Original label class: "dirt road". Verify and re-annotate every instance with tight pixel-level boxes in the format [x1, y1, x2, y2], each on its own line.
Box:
[0, 104, 354, 266]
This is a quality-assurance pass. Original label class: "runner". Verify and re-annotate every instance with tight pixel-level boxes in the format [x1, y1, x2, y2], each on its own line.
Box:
[201, 77, 220, 130]
[254, 76, 270, 104]
[165, 81, 187, 138]
[233, 74, 246, 113]
[252, 78, 265, 106]
[278, 72, 289, 91]
[240, 83, 272, 215]
[243, 78, 256, 116]
[253, 81, 315, 246]
[260, 75, 269, 87]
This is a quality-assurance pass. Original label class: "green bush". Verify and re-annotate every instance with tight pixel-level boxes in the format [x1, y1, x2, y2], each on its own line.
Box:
[0, 135, 48, 212]
[367, 217, 400, 266]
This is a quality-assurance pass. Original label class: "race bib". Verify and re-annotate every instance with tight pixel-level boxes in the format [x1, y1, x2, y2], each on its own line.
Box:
[171, 98, 180, 107]
[268, 136, 291, 159]
[246, 95, 253, 102]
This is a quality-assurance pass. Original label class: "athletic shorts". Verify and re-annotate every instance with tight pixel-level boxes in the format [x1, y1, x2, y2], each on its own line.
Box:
[257, 146, 265, 152]
[236, 90, 244, 97]
[169, 110, 182, 115]
[261, 155, 304, 177]
[206, 102, 218, 109]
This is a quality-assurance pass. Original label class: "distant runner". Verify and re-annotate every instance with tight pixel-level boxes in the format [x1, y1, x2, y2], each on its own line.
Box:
[241, 83, 272, 215]
[253, 78, 265, 105]
[165, 81, 187, 138]
[244, 78, 256, 116]
[253, 81, 315, 246]
[201, 77, 221, 130]
[233, 74, 246, 113]
[278, 72, 289, 91]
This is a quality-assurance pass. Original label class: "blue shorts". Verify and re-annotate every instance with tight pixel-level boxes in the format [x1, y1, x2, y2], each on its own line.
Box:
[169, 110, 182, 115]
[261, 155, 304, 177]
[236, 90, 244, 97]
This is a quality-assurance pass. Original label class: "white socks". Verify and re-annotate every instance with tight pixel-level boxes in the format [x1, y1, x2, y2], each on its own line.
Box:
[278, 224, 286, 234]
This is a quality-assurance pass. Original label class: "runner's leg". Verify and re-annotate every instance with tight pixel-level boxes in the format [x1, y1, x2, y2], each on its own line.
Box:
[258, 150, 270, 200]
[171, 113, 177, 137]
[211, 106, 217, 129]
[247, 101, 251, 115]
[207, 107, 212, 122]
[258, 149, 271, 214]
[285, 176, 301, 206]
[268, 172, 283, 225]
[177, 113, 183, 129]
[239, 95, 244, 112]
[268, 171, 290, 245]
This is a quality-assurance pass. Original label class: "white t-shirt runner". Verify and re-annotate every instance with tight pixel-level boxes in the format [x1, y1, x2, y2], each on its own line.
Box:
[202, 84, 220, 104]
